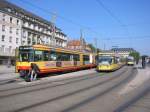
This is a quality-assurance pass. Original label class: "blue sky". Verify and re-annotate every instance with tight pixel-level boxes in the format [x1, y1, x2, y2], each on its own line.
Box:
[8, 0, 150, 55]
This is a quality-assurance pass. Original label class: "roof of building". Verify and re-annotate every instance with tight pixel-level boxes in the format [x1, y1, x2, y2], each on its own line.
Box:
[111, 48, 135, 52]
[67, 40, 82, 46]
[0, 0, 52, 25]
[0, 0, 66, 36]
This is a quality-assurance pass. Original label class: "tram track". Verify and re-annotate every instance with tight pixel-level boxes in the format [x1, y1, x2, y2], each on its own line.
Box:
[0, 67, 127, 92]
[0, 67, 124, 92]
[11, 67, 136, 112]
[114, 78, 150, 112]
[0, 70, 97, 86]
[0, 70, 99, 92]
[61, 68, 137, 112]
[0, 67, 128, 99]
[0, 77, 22, 86]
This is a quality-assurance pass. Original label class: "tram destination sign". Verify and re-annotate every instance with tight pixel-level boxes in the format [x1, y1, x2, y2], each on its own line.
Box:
[19, 46, 33, 50]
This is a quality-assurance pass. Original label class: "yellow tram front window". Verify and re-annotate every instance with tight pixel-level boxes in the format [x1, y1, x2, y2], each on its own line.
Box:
[98, 57, 112, 64]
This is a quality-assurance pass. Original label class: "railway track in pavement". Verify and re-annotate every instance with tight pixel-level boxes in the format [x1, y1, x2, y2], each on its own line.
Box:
[0, 66, 136, 112]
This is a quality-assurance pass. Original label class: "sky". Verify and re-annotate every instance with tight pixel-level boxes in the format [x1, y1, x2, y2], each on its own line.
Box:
[8, 0, 150, 55]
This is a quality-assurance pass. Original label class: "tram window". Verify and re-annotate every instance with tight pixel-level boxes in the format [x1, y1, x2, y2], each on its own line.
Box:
[34, 50, 43, 61]
[56, 52, 62, 61]
[73, 54, 80, 61]
[50, 51, 57, 61]
[43, 51, 49, 61]
[83, 55, 89, 61]
[99, 57, 112, 64]
[19, 50, 33, 62]
[61, 53, 71, 61]
[20, 53, 28, 61]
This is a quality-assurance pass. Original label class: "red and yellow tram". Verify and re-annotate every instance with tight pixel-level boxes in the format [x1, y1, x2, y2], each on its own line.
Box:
[16, 44, 96, 81]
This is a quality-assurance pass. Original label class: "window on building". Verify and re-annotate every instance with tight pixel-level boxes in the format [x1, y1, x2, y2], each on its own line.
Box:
[7, 8, 11, 12]
[27, 38, 31, 44]
[2, 25, 5, 31]
[16, 29, 19, 35]
[1, 45, 5, 52]
[9, 46, 12, 53]
[23, 30, 26, 38]
[23, 21, 25, 24]
[17, 19, 19, 25]
[9, 36, 12, 43]
[2, 14, 5, 21]
[29, 23, 31, 27]
[10, 27, 12, 33]
[2, 35, 5, 41]
[10, 17, 13, 23]
[22, 41, 25, 45]
[16, 38, 19, 44]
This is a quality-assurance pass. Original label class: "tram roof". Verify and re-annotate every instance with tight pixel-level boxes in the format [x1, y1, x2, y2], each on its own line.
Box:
[19, 45, 93, 55]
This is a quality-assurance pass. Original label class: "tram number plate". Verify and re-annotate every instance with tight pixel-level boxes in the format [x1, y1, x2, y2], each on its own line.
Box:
[56, 61, 62, 67]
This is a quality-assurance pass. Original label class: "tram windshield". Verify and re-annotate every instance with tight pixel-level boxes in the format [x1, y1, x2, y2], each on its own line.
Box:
[19, 49, 34, 62]
[98, 56, 112, 64]
[127, 56, 134, 62]
[127, 58, 134, 62]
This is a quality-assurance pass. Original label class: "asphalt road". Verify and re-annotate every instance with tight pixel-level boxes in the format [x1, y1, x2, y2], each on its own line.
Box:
[0, 66, 149, 112]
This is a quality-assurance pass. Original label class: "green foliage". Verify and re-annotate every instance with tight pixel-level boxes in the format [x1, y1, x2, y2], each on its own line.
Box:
[87, 43, 101, 53]
[129, 52, 140, 61]
[87, 43, 96, 52]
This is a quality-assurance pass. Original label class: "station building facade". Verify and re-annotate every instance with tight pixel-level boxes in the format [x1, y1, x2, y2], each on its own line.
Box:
[99, 48, 136, 58]
[0, 0, 67, 64]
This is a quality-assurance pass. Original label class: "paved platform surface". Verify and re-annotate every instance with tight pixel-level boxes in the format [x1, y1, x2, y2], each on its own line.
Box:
[120, 64, 150, 112]
[0, 65, 15, 74]
[0, 65, 18, 81]
[0, 66, 96, 82]
[119, 64, 150, 95]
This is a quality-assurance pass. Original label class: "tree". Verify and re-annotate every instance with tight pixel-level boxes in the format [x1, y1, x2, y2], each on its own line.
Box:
[129, 52, 140, 64]
[87, 43, 101, 54]
[87, 43, 96, 52]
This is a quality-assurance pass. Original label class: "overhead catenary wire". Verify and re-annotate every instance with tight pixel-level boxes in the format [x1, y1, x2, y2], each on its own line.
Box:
[95, 0, 134, 48]
[17, 0, 101, 36]
[95, 0, 131, 36]
[95, 0, 125, 27]
[101, 35, 150, 40]
[10, 0, 150, 48]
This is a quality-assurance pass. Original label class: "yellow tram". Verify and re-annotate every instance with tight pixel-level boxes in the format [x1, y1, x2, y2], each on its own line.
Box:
[127, 56, 134, 65]
[96, 56, 124, 72]
[16, 44, 96, 81]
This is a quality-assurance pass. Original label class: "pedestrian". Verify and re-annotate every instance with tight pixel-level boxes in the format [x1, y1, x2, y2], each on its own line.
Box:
[136, 59, 139, 65]
[142, 56, 146, 69]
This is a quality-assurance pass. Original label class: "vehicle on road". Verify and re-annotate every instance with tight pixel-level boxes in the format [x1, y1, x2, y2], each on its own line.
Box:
[96, 56, 124, 72]
[127, 56, 135, 66]
[16, 44, 96, 81]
